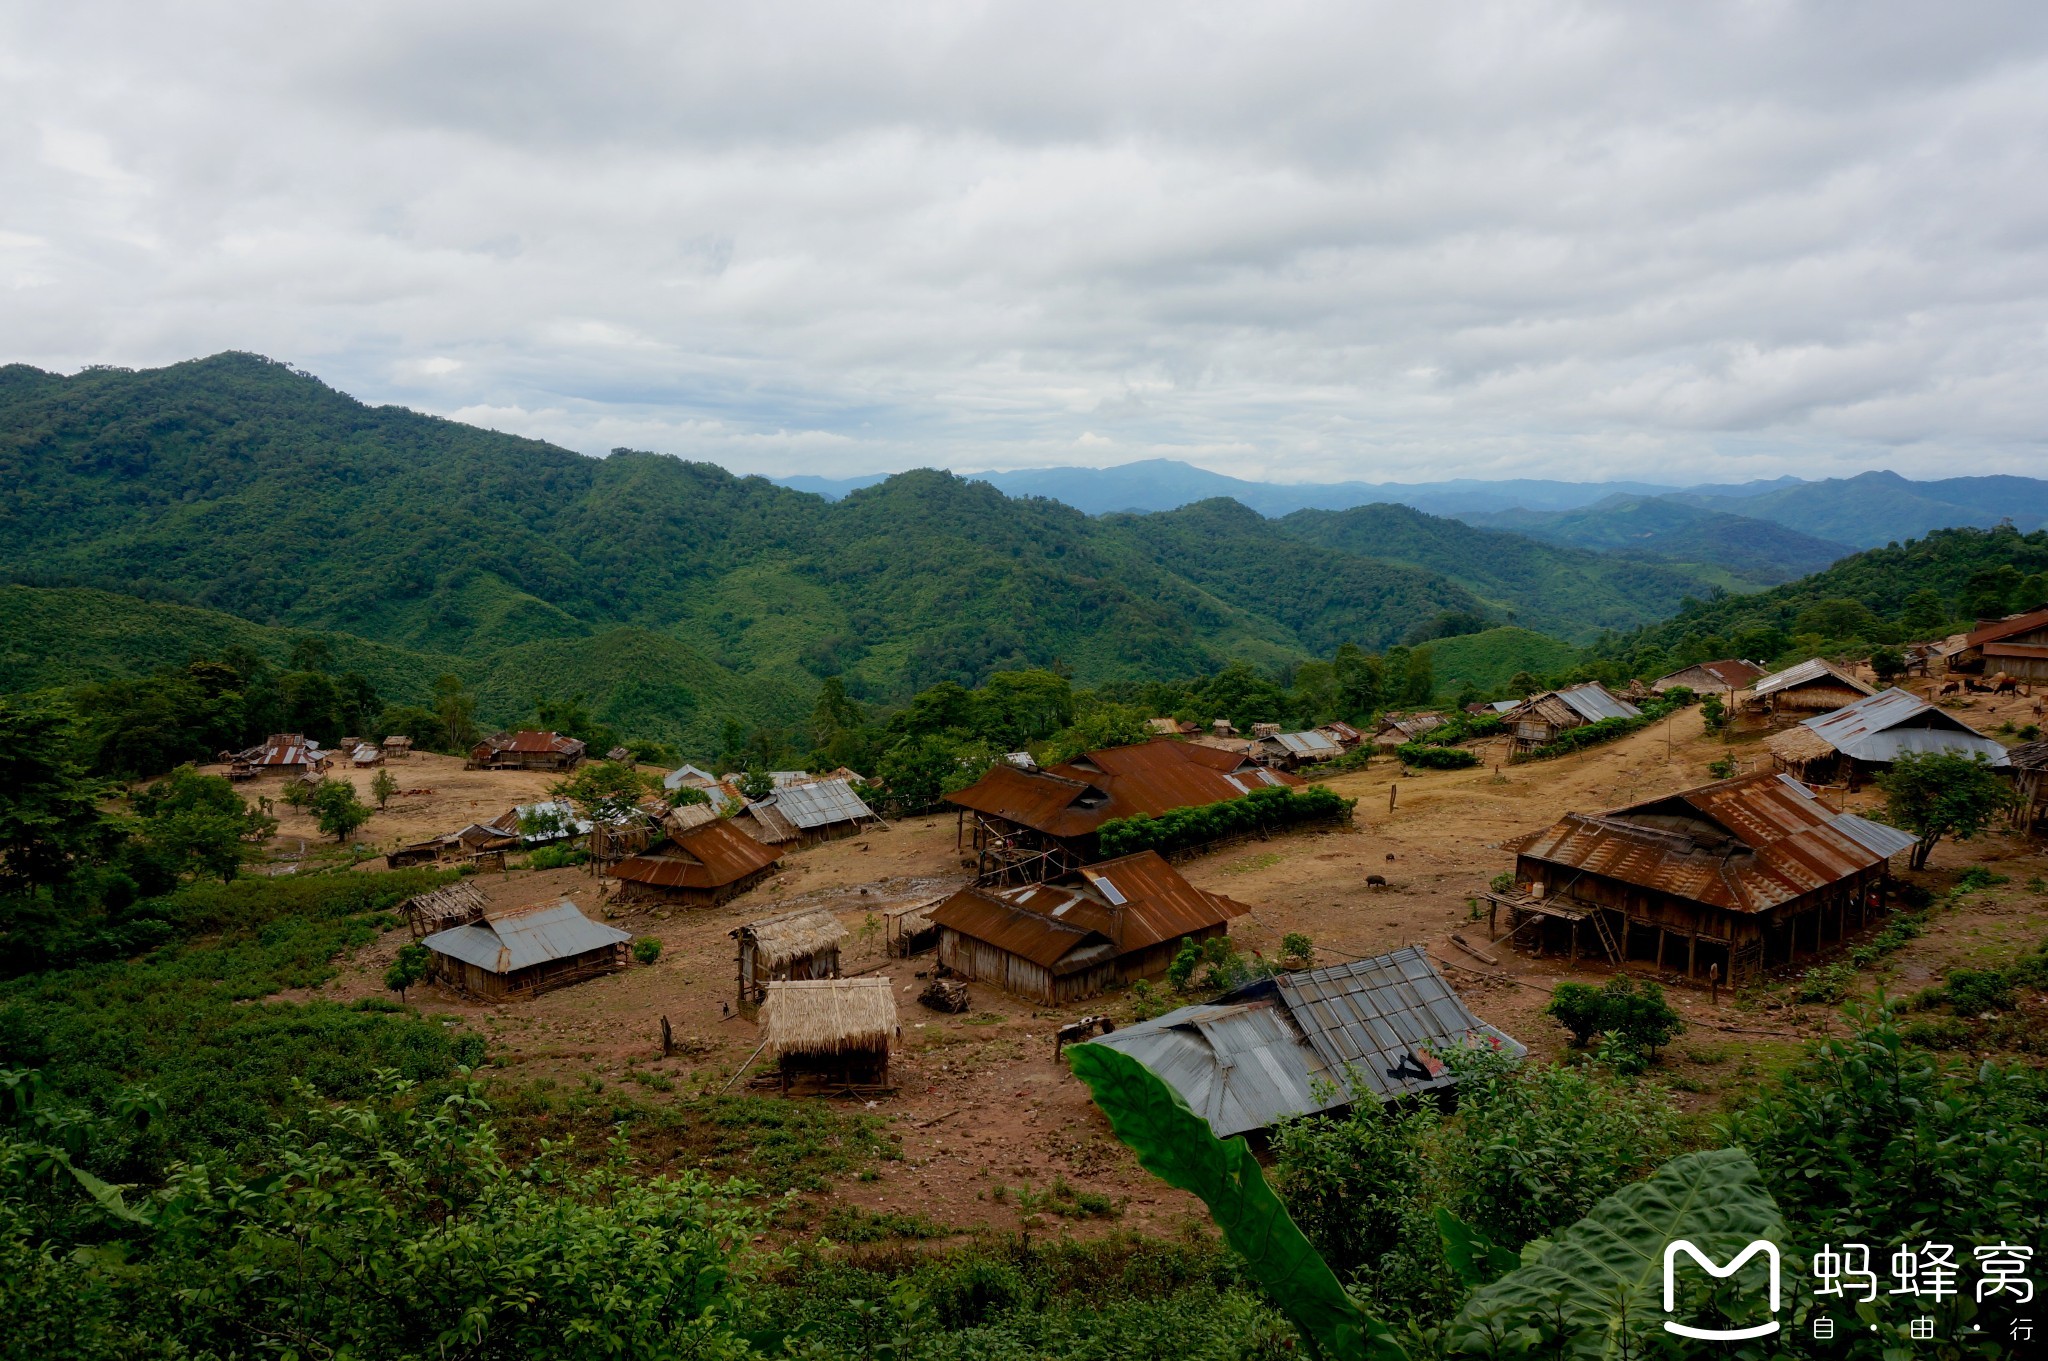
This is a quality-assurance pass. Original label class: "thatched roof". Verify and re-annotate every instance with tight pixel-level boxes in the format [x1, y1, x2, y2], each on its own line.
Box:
[734, 907, 847, 967]
[882, 896, 942, 933]
[761, 977, 895, 1056]
[402, 881, 489, 929]
[1766, 725, 1836, 765]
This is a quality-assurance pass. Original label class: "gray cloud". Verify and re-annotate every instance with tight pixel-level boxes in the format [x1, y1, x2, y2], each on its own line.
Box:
[6, 3, 2048, 483]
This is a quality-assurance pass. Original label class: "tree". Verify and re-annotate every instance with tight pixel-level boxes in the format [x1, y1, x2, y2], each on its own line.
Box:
[1878, 750, 2017, 870]
[1332, 643, 1385, 721]
[370, 768, 399, 809]
[876, 735, 956, 812]
[1868, 645, 1906, 684]
[0, 697, 117, 896]
[431, 674, 477, 751]
[737, 766, 775, 802]
[287, 634, 334, 674]
[1278, 933, 1315, 970]
[550, 760, 655, 824]
[132, 766, 274, 883]
[384, 942, 430, 1001]
[309, 779, 373, 844]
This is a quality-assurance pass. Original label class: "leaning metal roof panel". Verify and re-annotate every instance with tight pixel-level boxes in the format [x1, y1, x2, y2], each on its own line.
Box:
[770, 778, 876, 829]
[1088, 999, 1335, 1138]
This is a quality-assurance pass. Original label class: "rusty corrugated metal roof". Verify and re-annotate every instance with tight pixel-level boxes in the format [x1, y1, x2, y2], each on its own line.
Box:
[1961, 606, 2048, 649]
[614, 820, 780, 889]
[1655, 659, 1765, 691]
[1511, 770, 1909, 914]
[945, 739, 1298, 838]
[930, 850, 1245, 969]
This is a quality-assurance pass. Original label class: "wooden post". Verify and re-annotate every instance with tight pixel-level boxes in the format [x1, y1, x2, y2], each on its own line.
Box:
[1388, 784, 1397, 814]
[661, 1015, 674, 1058]
[1488, 897, 1499, 939]
[1686, 932, 1697, 980]
[1567, 918, 1577, 968]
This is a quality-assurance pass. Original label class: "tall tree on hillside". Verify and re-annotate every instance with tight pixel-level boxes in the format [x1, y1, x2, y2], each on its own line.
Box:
[309, 780, 373, 845]
[1332, 643, 1385, 721]
[0, 698, 115, 895]
[288, 635, 334, 673]
[1877, 751, 2016, 871]
[432, 674, 477, 751]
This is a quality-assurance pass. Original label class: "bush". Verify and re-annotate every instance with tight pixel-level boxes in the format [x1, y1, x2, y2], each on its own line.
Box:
[1095, 785, 1354, 858]
[1543, 975, 1684, 1059]
[1277, 933, 1315, 970]
[1707, 757, 1738, 779]
[527, 845, 587, 870]
[1943, 967, 2015, 1014]
[1395, 742, 1478, 770]
[631, 937, 663, 966]
[1795, 962, 1854, 1005]
[1525, 715, 1648, 759]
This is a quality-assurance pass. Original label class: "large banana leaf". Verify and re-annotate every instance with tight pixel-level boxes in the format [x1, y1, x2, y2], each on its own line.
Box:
[1445, 1147, 1785, 1358]
[1068, 1043, 1405, 1361]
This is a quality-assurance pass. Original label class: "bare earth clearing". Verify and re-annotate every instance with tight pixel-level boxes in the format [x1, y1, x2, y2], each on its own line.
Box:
[239, 691, 2048, 1242]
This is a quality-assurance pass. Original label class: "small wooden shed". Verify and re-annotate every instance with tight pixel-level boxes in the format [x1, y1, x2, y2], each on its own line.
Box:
[732, 907, 846, 1009]
[760, 977, 896, 1093]
[882, 897, 944, 957]
[422, 899, 631, 1000]
[398, 881, 489, 939]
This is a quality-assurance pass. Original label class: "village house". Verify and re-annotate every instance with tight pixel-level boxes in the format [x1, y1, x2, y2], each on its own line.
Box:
[610, 819, 782, 908]
[1371, 711, 1445, 749]
[225, 733, 329, 779]
[1650, 658, 1765, 696]
[1494, 771, 1915, 985]
[1087, 946, 1523, 1137]
[944, 737, 1301, 884]
[1319, 720, 1366, 749]
[736, 776, 880, 849]
[2005, 740, 2048, 833]
[1941, 605, 2048, 687]
[1148, 717, 1201, 737]
[1742, 658, 1876, 727]
[349, 742, 383, 768]
[420, 899, 632, 1000]
[384, 821, 519, 869]
[1766, 687, 2011, 786]
[732, 906, 847, 1010]
[1252, 727, 1345, 770]
[928, 850, 1250, 1004]
[469, 730, 587, 772]
[1500, 682, 1641, 756]
[759, 977, 896, 1094]
[381, 735, 414, 760]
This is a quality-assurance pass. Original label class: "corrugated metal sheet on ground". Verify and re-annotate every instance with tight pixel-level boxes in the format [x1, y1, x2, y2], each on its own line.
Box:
[772, 778, 876, 829]
[423, 900, 629, 974]
[1089, 999, 1335, 1138]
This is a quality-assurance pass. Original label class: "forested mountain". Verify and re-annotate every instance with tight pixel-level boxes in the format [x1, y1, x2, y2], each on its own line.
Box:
[1459, 495, 1853, 584]
[1271, 503, 1725, 639]
[1671, 470, 2048, 547]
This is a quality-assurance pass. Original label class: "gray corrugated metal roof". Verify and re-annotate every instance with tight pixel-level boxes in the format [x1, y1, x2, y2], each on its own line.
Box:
[1754, 657, 1873, 698]
[1086, 945, 1522, 1136]
[423, 900, 629, 974]
[1273, 730, 1342, 756]
[1555, 683, 1642, 724]
[663, 763, 720, 791]
[1772, 774, 1917, 859]
[1089, 999, 1336, 1138]
[1276, 946, 1525, 1100]
[1802, 689, 2010, 767]
[770, 778, 876, 829]
[501, 800, 595, 845]
[1489, 699, 1520, 713]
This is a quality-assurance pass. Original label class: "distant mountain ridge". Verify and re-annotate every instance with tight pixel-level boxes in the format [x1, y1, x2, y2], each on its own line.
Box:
[776, 461, 2048, 554]
[1460, 495, 1855, 585]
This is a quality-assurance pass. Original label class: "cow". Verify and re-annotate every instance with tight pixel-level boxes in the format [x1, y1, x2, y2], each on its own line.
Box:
[1940, 681, 1961, 696]
[1995, 678, 2019, 696]
[1054, 1015, 1116, 1058]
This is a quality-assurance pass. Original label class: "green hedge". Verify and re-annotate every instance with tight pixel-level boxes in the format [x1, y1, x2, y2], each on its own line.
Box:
[1097, 785, 1355, 858]
[1395, 742, 1479, 769]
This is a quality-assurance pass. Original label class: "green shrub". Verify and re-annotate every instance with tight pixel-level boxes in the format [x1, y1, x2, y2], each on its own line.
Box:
[1525, 715, 1648, 759]
[1795, 962, 1855, 1005]
[1544, 976, 1684, 1059]
[527, 845, 588, 870]
[1096, 784, 1355, 858]
[1953, 866, 2009, 894]
[1395, 742, 1478, 770]
[1707, 756, 1738, 779]
[631, 937, 662, 966]
[1942, 968, 2016, 1014]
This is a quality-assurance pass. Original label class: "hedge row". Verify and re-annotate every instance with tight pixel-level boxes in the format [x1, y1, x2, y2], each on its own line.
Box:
[1523, 694, 1686, 761]
[1395, 742, 1479, 770]
[1097, 784, 1357, 858]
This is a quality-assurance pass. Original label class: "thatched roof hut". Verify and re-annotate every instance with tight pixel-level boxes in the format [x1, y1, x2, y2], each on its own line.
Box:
[731, 907, 847, 1009]
[759, 977, 896, 1091]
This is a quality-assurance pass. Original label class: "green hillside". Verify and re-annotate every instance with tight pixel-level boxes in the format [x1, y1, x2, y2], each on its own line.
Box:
[1273, 503, 1726, 640]
[1460, 495, 1852, 584]
[0, 585, 794, 753]
[1421, 626, 1583, 697]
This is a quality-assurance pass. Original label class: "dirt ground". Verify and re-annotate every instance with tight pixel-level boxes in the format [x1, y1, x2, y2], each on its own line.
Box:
[267, 704, 2048, 1242]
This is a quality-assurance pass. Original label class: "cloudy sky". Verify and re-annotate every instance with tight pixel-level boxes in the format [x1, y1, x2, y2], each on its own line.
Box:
[8, 3, 2048, 483]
